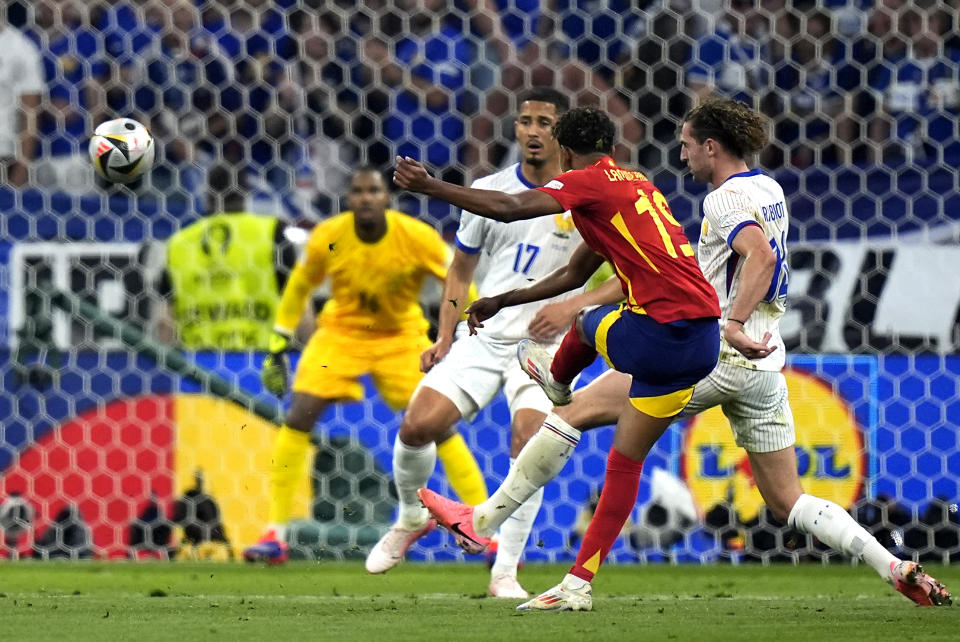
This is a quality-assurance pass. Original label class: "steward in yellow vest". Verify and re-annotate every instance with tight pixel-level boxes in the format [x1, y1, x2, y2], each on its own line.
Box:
[158, 166, 296, 350]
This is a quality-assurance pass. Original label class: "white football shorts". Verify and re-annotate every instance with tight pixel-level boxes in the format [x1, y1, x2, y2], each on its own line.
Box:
[680, 360, 795, 453]
[417, 323, 554, 422]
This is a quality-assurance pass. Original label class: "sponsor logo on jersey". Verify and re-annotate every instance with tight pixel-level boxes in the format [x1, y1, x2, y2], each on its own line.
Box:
[680, 368, 865, 523]
[544, 179, 564, 190]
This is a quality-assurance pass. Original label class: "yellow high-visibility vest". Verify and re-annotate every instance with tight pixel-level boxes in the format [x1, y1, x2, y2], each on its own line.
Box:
[167, 213, 280, 350]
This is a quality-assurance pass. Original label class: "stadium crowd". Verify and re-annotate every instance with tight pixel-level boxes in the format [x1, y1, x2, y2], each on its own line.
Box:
[2, 0, 959, 226]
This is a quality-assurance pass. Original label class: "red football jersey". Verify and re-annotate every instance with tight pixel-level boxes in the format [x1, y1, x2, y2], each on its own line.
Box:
[538, 157, 720, 323]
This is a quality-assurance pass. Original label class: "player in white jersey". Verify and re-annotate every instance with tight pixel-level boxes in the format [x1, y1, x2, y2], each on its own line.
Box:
[365, 88, 622, 597]
[421, 98, 950, 609]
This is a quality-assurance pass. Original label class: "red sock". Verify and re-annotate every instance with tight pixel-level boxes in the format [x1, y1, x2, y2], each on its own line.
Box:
[569, 448, 644, 582]
[549, 323, 597, 384]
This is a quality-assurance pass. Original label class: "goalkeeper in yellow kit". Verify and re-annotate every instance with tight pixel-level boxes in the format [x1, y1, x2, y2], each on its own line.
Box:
[244, 167, 487, 563]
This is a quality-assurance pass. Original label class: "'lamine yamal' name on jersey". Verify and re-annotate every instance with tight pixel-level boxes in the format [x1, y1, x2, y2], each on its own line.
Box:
[698, 168, 789, 371]
[456, 163, 583, 342]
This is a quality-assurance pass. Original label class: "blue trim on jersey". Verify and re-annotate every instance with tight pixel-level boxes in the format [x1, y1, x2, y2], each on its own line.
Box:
[719, 168, 763, 186]
[581, 305, 719, 398]
[455, 236, 482, 254]
[514, 163, 537, 189]
[726, 220, 762, 247]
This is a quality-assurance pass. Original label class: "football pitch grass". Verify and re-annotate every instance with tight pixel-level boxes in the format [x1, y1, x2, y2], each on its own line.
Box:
[1, 561, 956, 640]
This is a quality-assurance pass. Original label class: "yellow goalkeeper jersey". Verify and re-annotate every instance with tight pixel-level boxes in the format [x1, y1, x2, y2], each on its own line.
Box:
[276, 209, 449, 334]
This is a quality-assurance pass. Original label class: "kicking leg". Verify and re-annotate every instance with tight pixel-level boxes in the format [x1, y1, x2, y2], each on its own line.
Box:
[421, 370, 631, 548]
[519, 402, 674, 611]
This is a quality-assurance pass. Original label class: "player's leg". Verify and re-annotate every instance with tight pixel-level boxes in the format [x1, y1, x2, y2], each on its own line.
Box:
[463, 369, 629, 539]
[519, 311, 719, 610]
[373, 332, 487, 507]
[365, 386, 462, 574]
[732, 369, 950, 606]
[246, 327, 364, 563]
[485, 407, 546, 598]
[516, 305, 613, 405]
[518, 403, 674, 611]
[243, 393, 333, 563]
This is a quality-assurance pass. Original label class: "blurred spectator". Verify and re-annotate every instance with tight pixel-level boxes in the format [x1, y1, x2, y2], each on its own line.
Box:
[765, 8, 858, 168]
[383, 0, 472, 186]
[466, 8, 646, 176]
[31, 0, 110, 192]
[154, 164, 297, 350]
[96, 0, 164, 116]
[686, 1, 771, 105]
[134, 0, 236, 207]
[619, 4, 699, 172]
[868, 6, 960, 163]
[202, 0, 306, 216]
[0, 0, 42, 187]
[287, 8, 357, 218]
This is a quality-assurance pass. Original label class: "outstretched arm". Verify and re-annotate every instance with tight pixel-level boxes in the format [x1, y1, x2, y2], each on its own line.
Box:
[466, 243, 605, 334]
[393, 156, 564, 222]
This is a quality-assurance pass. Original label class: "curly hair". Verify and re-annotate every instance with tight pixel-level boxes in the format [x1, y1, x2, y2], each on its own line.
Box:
[683, 98, 768, 158]
[552, 107, 615, 155]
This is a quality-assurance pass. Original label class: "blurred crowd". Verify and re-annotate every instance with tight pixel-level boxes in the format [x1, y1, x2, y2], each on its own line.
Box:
[1, 0, 958, 225]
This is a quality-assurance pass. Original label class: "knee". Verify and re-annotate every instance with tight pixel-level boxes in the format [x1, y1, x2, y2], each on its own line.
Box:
[574, 309, 592, 345]
[399, 408, 444, 447]
[766, 492, 803, 524]
[284, 400, 326, 433]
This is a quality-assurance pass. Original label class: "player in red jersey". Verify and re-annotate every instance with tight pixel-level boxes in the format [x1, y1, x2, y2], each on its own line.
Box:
[394, 107, 721, 608]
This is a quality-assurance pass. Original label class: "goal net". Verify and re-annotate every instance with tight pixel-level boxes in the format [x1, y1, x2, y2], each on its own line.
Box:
[1, 0, 958, 564]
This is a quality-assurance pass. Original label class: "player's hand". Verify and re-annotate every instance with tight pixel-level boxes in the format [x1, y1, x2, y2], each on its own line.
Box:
[393, 156, 432, 192]
[420, 338, 452, 373]
[722, 322, 777, 360]
[528, 299, 579, 343]
[465, 295, 504, 335]
[261, 330, 292, 397]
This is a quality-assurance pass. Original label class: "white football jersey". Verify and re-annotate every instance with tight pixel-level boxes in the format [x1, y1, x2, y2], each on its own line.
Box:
[456, 163, 583, 343]
[697, 169, 789, 372]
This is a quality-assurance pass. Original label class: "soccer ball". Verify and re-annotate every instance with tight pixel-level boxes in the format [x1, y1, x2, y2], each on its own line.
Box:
[88, 118, 155, 184]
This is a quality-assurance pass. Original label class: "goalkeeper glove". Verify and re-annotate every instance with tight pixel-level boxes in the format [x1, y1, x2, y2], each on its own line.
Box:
[261, 330, 292, 397]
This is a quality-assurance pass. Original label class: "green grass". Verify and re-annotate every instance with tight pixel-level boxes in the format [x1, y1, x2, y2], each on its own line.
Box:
[0, 562, 956, 640]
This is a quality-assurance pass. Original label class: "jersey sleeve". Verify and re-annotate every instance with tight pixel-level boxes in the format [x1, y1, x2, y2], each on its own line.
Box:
[299, 221, 332, 285]
[535, 170, 598, 213]
[416, 223, 453, 281]
[702, 187, 762, 248]
[454, 209, 486, 254]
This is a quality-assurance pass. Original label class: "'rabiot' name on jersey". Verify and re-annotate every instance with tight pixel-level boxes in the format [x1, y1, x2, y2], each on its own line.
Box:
[697, 168, 789, 372]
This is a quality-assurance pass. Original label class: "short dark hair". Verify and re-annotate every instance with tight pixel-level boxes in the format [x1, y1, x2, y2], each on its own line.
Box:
[517, 87, 570, 115]
[683, 98, 768, 158]
[552, 107, 615, 155]
[350, 165, 387, 186]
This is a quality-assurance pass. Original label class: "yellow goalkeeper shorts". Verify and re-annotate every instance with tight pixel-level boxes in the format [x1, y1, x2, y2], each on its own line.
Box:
[292, 325, 431, 410]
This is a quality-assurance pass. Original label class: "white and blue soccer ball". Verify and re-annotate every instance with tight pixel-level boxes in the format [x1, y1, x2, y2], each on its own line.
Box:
[88, 118, 155, 184]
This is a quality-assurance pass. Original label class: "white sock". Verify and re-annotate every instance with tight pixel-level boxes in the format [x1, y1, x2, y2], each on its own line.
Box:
[788, 493, 897, 581]
[473, 412, 581, 537]
[393, 435, 437, 529]
[267, 523, 287, 542]
[491, 459, 544, 577]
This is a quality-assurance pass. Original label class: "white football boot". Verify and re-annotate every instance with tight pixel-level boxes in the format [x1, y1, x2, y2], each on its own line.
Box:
[365, 520, 436, 574]
[517, 339, 572, 406]
[489, 573, 530, 599]
[517, 573, 592, 611]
